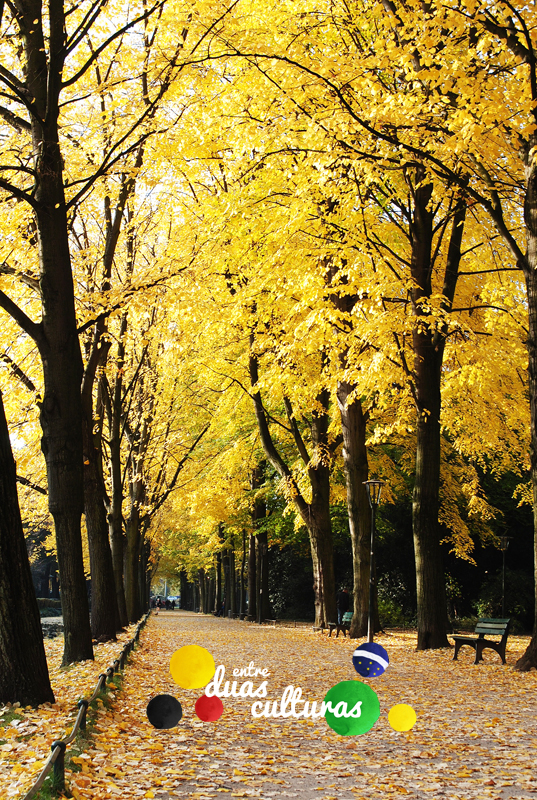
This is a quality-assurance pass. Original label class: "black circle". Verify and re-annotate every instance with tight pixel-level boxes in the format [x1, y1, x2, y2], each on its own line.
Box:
[146, 694, 183, 729]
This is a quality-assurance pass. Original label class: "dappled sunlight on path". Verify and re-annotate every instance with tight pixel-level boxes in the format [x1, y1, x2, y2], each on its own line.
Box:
[8, 612, 537, 800]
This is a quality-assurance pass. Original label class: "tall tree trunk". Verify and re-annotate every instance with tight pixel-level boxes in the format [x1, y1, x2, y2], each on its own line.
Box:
[229, 548, 236, 616]
[125, 504, 142, 622]
[107, 418, 128, 627]
[208, 574, 215, 614]
[409, 174, 466, 650]
[240, 529, 247, 618]
[215, 553, 222, 613]
[105, 314, 129, 628]
[307, 458, 336, 629]
[1, 0, 95, 666]
[0, 392, 55, 705]
[517, 158, 537, 668]
[247, 533, 257, 621]
[257, 529, 270, 622]
[198, 569, 206, 614]
[36, 161, 94, 664]
[82, 380, 118, 640]
[144, 540, 153, 612]
[336, 382, 371, 637]
[412, 351, 449, 649]
[223, 548, 231, 617]
[249, 470, 263, 621]
[137, 532, 148, 614]
[411, 177, 448, 649]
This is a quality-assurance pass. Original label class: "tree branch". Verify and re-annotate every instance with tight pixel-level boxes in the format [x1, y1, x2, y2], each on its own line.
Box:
[0, 288, 43, 343]
[62, 1, 165, 87]
[249, 346, 309, 516]
[16, 474, 47, 495]
[0, 104, 31, 131]
[147, 423, 210, 517]
[0, 176, 38, 208]
[283, 396, 310, 466]
[0, 261, 40, 292]
[0, 352, 38, 393]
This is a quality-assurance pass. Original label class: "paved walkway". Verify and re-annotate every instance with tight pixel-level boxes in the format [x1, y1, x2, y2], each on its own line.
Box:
[70, 612, 537, 800]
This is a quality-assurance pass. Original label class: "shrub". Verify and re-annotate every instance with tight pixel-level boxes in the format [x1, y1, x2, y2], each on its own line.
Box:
[474, 568, 534, 632]
[377, 597, 409, 628]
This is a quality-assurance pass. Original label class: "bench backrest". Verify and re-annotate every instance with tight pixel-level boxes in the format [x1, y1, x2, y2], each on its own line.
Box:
[475, 618, 510, 638]
[342, 612, 353, 624]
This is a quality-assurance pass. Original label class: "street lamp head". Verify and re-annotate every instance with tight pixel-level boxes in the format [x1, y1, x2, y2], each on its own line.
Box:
[499, 535, 511, 552]
[363, 479, 386, 508]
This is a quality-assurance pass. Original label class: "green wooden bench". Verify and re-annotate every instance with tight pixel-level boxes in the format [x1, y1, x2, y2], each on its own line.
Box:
[452, 618, 511, 664]
[328, 611, 353, 638]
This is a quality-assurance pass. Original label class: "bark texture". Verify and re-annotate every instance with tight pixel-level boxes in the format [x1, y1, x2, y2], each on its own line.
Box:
[516, 139, 537, 670]
[82, 368, 118, 640]
[0, 392, 55, 706]
[410, 175, 466, 649]
[34, 102, 93, 658]
[247, 533, 257, 621]
[336, 382, 371, 637]
[0, 0, 94, 664]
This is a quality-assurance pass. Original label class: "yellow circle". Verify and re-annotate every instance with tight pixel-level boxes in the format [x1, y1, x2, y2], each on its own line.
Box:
[388, 703, 417, 732]
[170, 645, 215, 689]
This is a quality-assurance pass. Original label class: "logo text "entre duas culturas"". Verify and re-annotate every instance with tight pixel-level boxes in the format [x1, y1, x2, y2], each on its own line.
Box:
[204, 664, 362, 720]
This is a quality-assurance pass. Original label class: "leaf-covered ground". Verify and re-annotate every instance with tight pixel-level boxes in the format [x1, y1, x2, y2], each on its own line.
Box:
[3, 612, 537, 800]
[0, 624, 139, 799]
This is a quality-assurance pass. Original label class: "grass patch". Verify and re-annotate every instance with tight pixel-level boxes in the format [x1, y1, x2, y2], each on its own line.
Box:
[0, 708, 23, 745]
[0, 708, 23, 725]
[31, 774, 69, 800]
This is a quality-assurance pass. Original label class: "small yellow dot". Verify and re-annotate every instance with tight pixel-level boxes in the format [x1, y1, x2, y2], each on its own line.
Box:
[388, 704, 417, 732]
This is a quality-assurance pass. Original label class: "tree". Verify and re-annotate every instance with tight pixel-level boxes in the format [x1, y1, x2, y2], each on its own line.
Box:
[0, 0, 212, 660]
[192, 0, 530, 649]
[0, 391, 55, 706]
[0, 0, 160, 662]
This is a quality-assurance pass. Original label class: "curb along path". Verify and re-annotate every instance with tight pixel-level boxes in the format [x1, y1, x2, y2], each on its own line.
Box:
[58, 612, 537, 800]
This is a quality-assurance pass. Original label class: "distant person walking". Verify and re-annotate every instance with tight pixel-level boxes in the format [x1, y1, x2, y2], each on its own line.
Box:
[336, 587, 350, 625]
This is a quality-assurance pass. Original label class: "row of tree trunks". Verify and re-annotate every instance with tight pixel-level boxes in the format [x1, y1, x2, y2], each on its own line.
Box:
[179, 576, 199, 611]
[198, 569, 215, 614]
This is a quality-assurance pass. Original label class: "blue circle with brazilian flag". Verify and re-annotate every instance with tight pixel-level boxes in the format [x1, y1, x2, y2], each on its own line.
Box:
[352, 642, 389, 678]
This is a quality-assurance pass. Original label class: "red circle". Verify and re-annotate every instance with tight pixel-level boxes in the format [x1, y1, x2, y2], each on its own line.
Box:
[195, 694, 224, 721]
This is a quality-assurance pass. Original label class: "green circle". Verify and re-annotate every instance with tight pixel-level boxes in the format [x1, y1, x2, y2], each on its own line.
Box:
[323, 680, 380, 736]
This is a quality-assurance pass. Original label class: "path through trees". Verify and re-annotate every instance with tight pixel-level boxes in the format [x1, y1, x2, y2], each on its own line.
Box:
[4, 612, 534, 800]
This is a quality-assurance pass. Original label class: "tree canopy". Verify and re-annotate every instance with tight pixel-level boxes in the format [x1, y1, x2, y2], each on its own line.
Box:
[1, 0, 537, 688]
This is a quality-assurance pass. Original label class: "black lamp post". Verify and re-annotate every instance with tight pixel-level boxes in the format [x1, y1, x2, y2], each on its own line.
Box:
[363, 479, 386, 643]
[499, 535, 511, 618]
